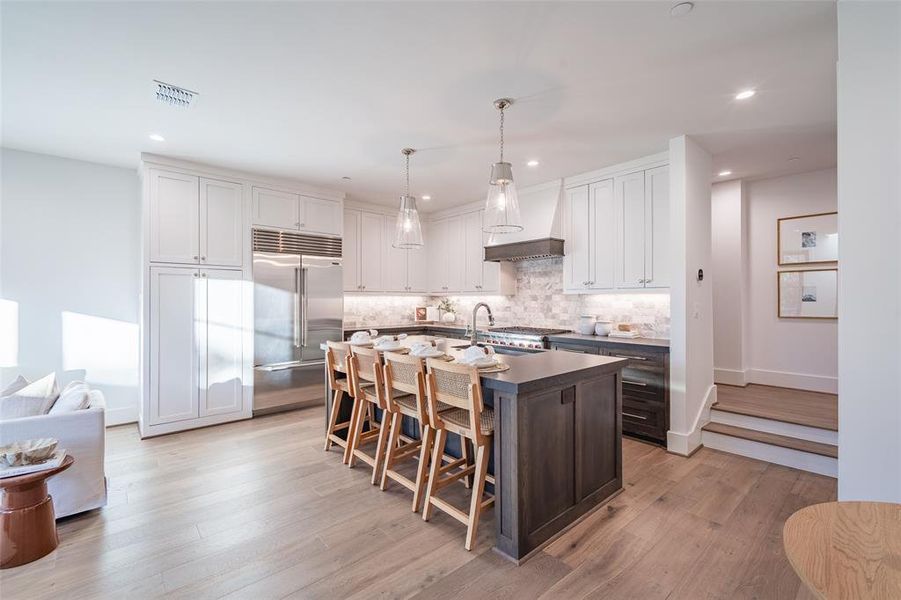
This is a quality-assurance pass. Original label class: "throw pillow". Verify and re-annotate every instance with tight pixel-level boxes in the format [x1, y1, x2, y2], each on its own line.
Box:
[0, 375, 30, 397]
[0, 373, 60, 420]
[48, 381, 91, 414]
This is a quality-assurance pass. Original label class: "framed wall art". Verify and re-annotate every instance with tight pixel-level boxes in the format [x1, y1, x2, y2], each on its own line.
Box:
[778, 268, 837, 319]
[777, 211, 838, 265]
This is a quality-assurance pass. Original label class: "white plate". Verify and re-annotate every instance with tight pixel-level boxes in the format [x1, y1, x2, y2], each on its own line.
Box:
[460, 358, 498, 368]
[374, 343, 402, 351]
[412, 349, 444, 358]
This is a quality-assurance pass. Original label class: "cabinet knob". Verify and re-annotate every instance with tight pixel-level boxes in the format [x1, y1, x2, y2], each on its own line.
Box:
[638, 278, 646, 283]
[201, 273, 207, 278]
[645, 278, 652, 283]
[201, 256, 206, 261]
[295, 222, 300, 227]
[193, 255, 199, 260]
[300, 223, 305, 228]
[193, 272, 199, 278]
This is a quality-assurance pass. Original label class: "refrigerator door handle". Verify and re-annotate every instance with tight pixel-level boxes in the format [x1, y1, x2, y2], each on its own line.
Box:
[293, 267, 301, 348]
[301, 267, 309, 347]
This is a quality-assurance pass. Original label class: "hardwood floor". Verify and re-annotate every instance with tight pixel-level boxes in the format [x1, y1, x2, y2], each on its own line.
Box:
[0, 407, 836, 599]
[715, 384, 838, 431]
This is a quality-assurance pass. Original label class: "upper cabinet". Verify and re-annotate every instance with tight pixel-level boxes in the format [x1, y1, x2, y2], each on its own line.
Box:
[564, 161, 669, 292]
[252, 187, 342, 237]
[343, 208, 428, 293]
[149, 169, 243, 268]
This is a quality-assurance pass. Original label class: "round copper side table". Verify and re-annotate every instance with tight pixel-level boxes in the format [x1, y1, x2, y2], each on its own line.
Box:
[0, 455, 74, 569]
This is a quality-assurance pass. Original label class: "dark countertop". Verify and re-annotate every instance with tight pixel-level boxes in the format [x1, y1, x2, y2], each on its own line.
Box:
[478, 350, 626, 394]
[547, 332, 670, 350]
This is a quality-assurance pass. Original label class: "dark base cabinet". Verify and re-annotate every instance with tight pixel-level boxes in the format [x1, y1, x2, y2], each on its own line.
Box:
[492, 371, 621, 562]
[550, 340, 669, 446]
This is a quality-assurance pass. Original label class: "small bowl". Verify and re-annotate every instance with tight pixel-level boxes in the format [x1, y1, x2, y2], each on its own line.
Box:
[594, 321, 613, 336]
[1, 438, 58, 467]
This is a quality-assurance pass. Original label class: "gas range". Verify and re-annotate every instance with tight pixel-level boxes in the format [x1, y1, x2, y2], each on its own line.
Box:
[481, 326, 570, 351]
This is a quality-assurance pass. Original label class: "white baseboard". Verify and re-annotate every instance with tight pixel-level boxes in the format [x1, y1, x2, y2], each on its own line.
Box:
[106, 406, 138, 427]
[702, 430, 837, 478]
[746, 368, 837, 394]
[709, 409, 838, 445]
[714, 368, 747, 387]
[667, 384, 718, 456]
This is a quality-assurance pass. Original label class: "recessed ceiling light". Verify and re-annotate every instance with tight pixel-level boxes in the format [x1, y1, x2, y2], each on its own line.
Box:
[148, 133, 165, 142]
[526, 160, 539, 167]
[421, 195, 431, 201]
[718, 170, 733, 177]
[735, 90, 756, 100]
[670, 2, 694, 18]
[341, 176, 352, 181]
[787, 156, 801, 162]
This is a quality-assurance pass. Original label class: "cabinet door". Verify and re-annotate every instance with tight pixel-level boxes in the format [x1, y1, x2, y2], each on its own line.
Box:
[614, 172, 647, 288]
[200, 269, 244, 417]
[428, 219, 449, 293]
[445, 216, 464, 293]
[382, 216, 409, 292]
[149, 267, 200, 425]
[252, 187, 299, 230]
[342, 209, 361, 292]
[564, 185, 591, 290]
[149, 170, 200, 264]
[590, 179, 616, 289]
[359, 212, 384, 292]
[407, 241, 429, 293]
[644, 166, 669, 289]
[463, 211, 484, 292]
[200, 178, 243, 268]
[300, 196, 342, 236]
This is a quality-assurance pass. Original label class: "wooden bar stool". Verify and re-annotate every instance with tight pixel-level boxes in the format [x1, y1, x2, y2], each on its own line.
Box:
[380, 352, 436, 512]
[347, 345, 389, 484]
[422, 359, 495, 551]
[323, 340, 358, 459]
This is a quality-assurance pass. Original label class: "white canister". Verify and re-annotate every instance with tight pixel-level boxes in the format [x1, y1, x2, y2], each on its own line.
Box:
[594, 321, 613, 336]
[577, 315, 596, 335]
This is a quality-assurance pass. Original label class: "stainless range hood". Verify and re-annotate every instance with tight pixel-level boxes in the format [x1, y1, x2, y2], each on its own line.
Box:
[483, 179, 565, 262]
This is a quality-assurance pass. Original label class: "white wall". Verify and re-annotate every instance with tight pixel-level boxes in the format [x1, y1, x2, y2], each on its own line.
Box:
[668, 135, 715, 455]
[0, 148, 140, 425]
[711, 180, 749, 386]
[836, 1, 901, 502]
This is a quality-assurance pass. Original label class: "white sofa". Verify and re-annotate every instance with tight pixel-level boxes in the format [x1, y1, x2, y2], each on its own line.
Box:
[0, 390, 108, 518]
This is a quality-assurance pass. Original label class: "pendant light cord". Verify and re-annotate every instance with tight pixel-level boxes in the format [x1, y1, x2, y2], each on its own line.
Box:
[405, 151, 411, 197]
[499, 106, 505, 163]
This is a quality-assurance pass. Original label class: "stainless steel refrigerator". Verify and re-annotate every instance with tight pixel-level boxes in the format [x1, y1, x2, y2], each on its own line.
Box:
[252, 230, 343, 415]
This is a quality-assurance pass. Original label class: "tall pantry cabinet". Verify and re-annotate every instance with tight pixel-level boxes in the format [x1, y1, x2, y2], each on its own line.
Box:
[140, 158, 255, 438]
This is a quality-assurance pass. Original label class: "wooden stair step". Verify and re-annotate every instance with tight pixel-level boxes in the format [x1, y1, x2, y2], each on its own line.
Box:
[702, 422, 838, 458]
[712, 385, 838, 431]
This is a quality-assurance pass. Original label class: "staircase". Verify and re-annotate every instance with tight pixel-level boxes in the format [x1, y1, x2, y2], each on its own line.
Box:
[701, 385, 838, 478]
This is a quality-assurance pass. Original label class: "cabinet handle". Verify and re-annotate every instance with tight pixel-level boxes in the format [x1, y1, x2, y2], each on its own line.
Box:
[201, 256, 206, 261]
[623, 379, 647, 387]
[193, 255, 199, 260]
[623, 412, 647, 421]
[613, 354, 647, 361]
[300, 223, 305, 228]
[201, 273, 207, 278]
[295, 222, 300, 227]
[193, 272, 199, 278]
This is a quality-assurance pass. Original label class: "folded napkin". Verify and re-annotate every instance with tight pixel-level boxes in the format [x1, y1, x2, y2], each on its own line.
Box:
[608, 330, 640, 339]
[458, 344, 496, 365]
[350, 329, 378, 343]
[410, 340, 444, 356]
[374, 333, 407, 346]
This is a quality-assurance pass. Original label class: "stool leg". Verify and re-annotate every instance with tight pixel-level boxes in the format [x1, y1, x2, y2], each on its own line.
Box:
[465, 441, 490, 551]
[342, 395, 362, 464]
[324, 387, 344, 451]
[380, 412, 403, 491]
[371, 408, 393, 485]
[347, 399, 368, 468]
[461, 437, 473, 489]
[422, 428, 447, 522]
[412, 424, 434, 512]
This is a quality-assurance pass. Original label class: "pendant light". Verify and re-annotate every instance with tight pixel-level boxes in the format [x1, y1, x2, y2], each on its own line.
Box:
[483, 98, 523, 234]
[393, 148, 424, 249]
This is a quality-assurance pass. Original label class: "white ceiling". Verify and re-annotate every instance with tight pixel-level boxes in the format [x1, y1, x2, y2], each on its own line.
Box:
[1, 1, 836, 211]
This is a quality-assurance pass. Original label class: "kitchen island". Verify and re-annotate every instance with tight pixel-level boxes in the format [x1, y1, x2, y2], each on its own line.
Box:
[323, 337, 627, 562]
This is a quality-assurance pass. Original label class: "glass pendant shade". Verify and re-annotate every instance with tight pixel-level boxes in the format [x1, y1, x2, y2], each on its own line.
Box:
[393, 194, 423, 248]
[483, 162, 523, 233]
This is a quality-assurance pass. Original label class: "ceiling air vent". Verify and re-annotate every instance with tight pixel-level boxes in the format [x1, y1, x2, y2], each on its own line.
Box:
[154, 80, 197, 108]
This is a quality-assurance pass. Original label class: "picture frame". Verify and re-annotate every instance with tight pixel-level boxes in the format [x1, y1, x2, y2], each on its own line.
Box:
[777, 268, 838, 319]
[777, 211, 838, 266]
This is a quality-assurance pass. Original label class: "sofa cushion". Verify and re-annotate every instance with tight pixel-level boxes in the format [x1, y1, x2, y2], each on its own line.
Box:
[0, 375, 30, 397]
[0, 373, 60, 420]
[49, 381, 91, 414]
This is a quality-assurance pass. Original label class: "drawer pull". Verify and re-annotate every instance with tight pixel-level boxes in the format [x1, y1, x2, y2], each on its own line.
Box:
[623, 412, 648, 421]
[623, 379, 647, 387]
[613, 354, 647, 361]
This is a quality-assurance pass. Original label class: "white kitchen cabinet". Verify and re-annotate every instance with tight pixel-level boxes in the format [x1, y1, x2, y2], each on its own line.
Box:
[644, 166, 669, 289]
[407, 235, 429, 293]
[149, 170, 200, 264]
[342, 209, 361, 292]
[463, 211, 484, 292]
[564, 179, 615, 292]
[360, 211, 384, 292]
[200, 269, 244, 417]
[615, 171, 647, 288]
[445, 216, 464, 292]
[428, 216, 464, 294]
[201, 178, 243, 267]
[382, 215, 409, 291]
[148, 266, 245, 427]
[300, 195, 342, 236]
[253, 187, 299, 230]
[148, 267, 201, 425]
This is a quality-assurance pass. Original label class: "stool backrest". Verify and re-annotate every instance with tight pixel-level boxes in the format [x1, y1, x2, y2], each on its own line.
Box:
[383, 351, 427, 422]
[325, 340, 351, 390]
[350, 345, 385, 407]
[425, 359, 486, 444]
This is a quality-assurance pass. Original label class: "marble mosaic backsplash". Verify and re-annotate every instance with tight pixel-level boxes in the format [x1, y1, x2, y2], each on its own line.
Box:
[344, 257, 670, 339]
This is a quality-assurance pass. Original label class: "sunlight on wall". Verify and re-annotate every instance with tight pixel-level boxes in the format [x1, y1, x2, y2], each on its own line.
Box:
[62, 311, 139, 386]
[0, 299, 19, 368]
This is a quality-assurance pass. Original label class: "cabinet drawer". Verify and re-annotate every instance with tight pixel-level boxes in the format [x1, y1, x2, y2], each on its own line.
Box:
[622, 397, 666, 443]
[621, 369, 665, 401]
[550, 342, 599, 355]
[601, 346, 665, 367]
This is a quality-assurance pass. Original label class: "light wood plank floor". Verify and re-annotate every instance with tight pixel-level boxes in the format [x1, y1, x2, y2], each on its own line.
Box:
[1, 406, 836, 599]
[716, 384, 838, 431]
